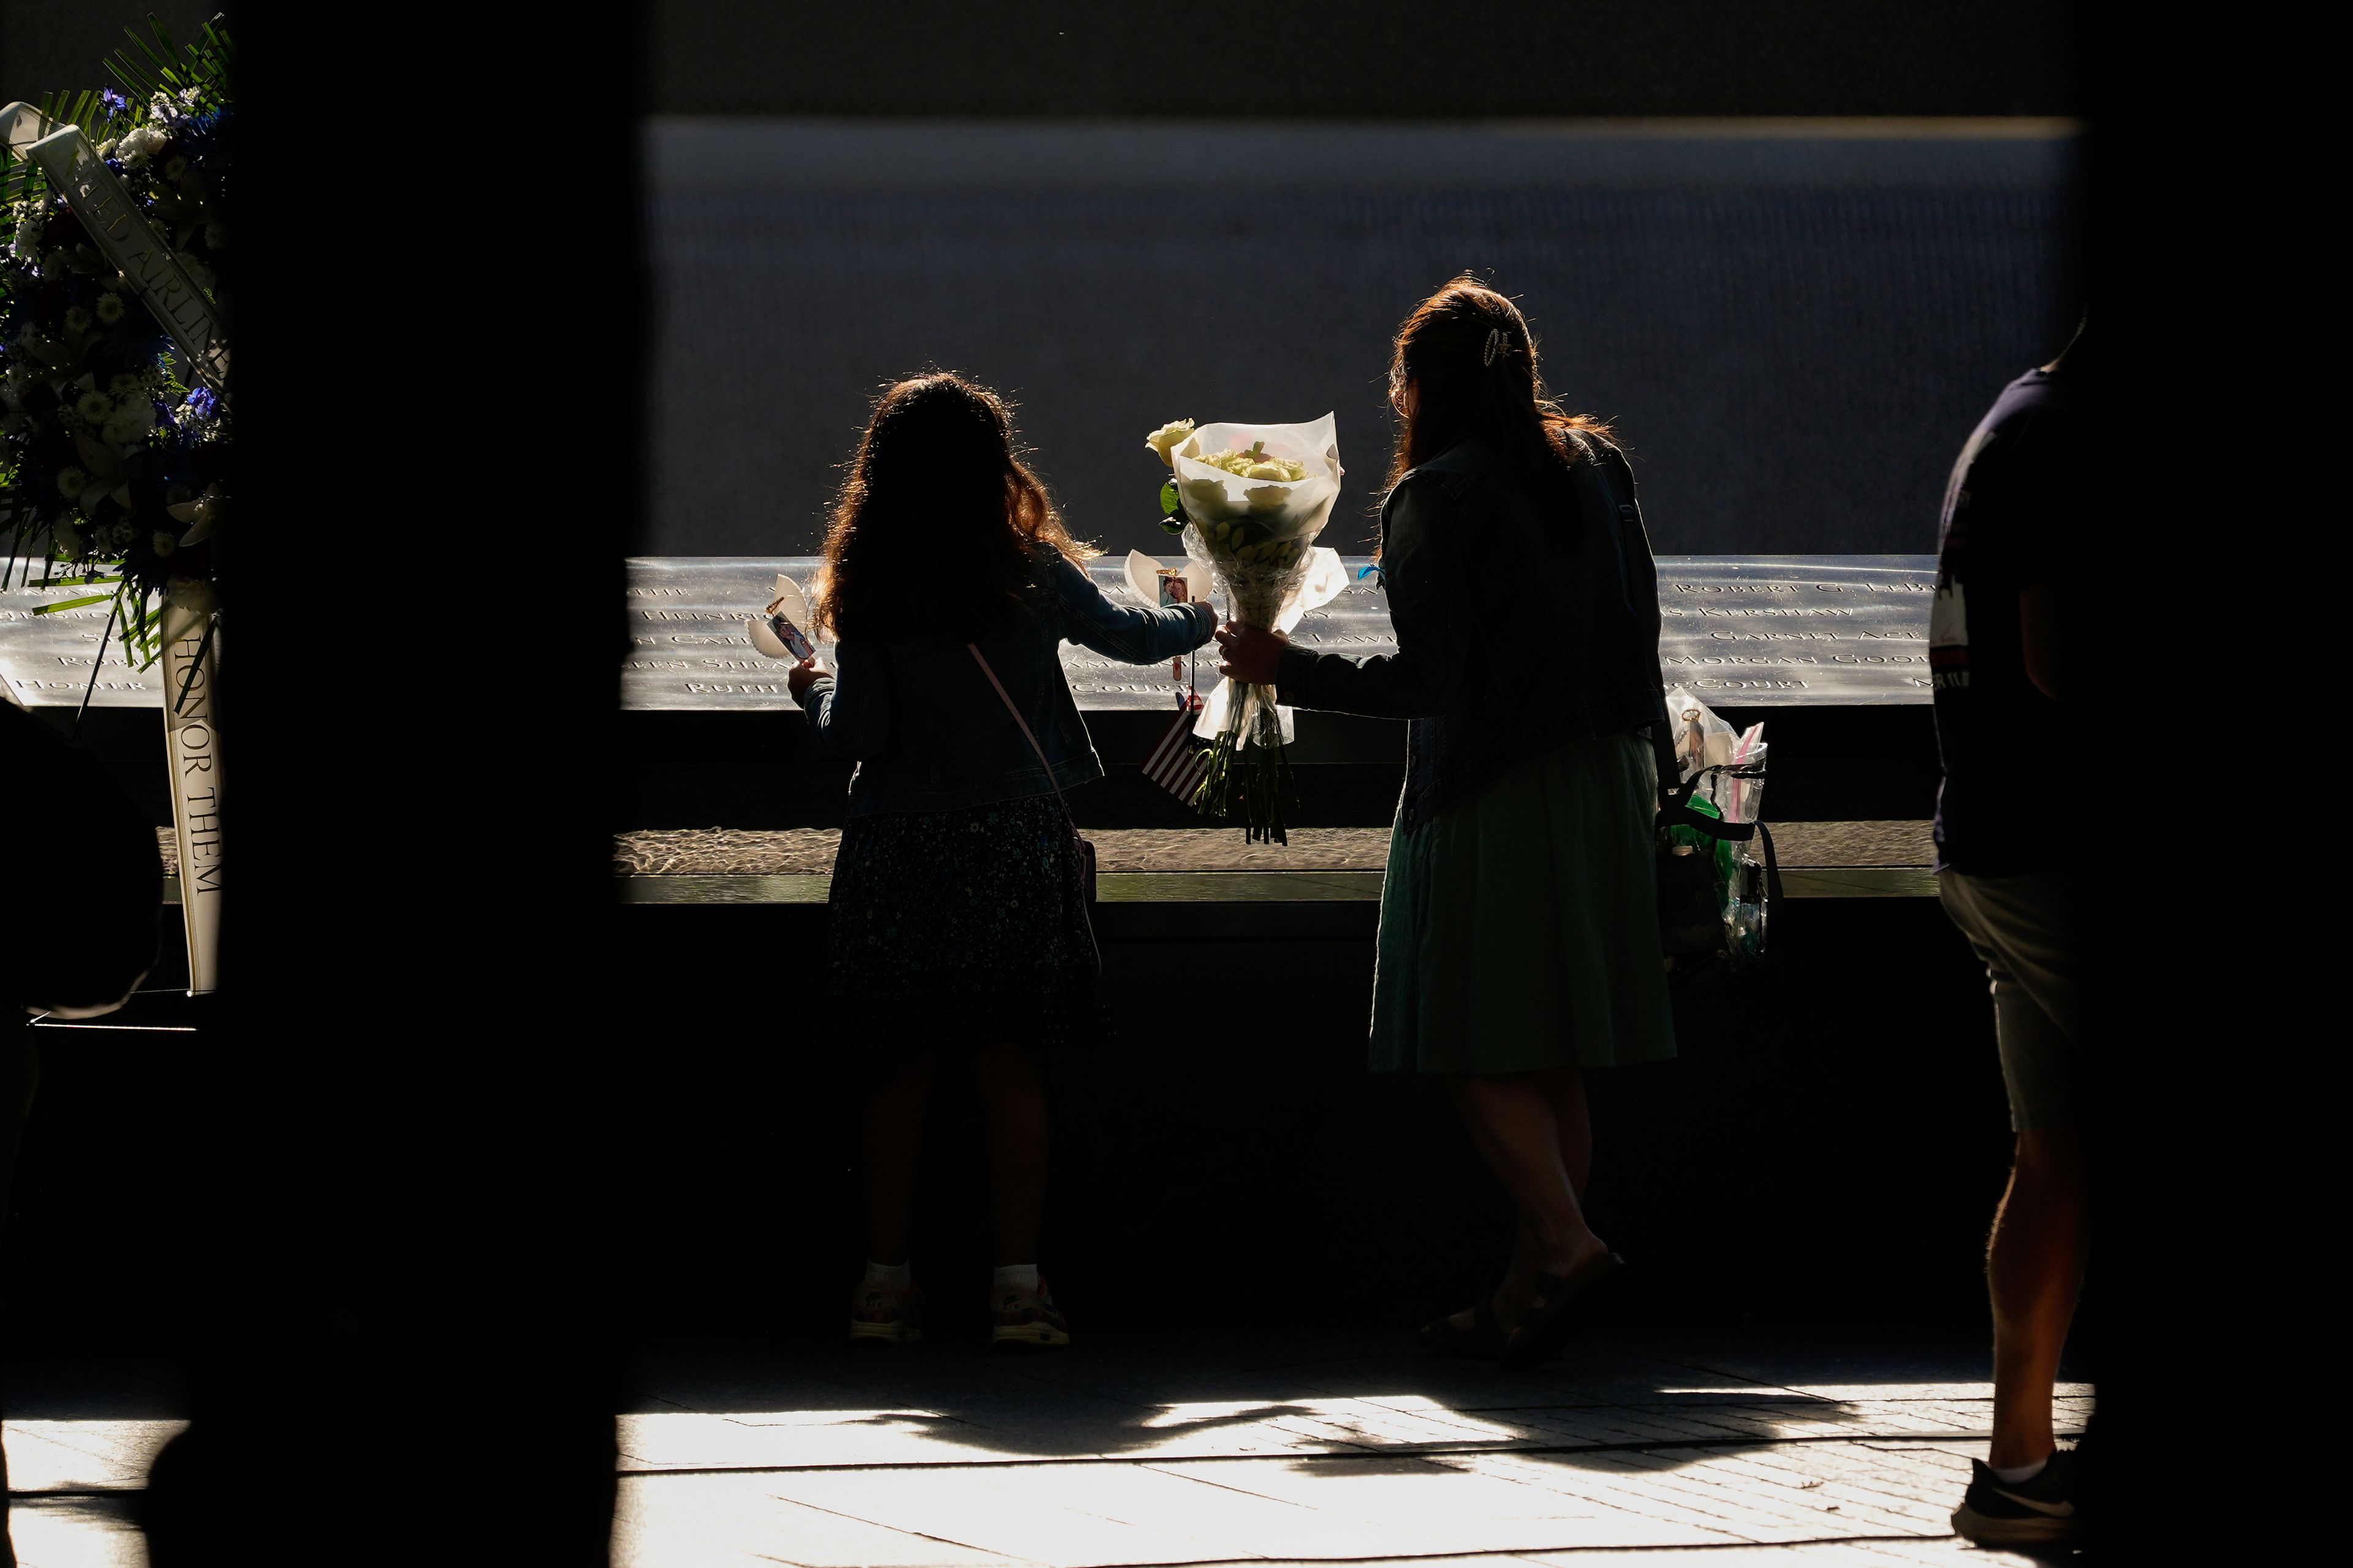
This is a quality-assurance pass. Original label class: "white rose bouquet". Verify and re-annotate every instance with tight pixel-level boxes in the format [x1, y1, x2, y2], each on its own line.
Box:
[1143, 414, 1348, 843]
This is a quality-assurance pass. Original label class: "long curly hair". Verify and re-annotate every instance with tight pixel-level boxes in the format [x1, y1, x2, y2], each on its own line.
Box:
[1385, 275, 1613, 491]
[813, 372, 1097, 644]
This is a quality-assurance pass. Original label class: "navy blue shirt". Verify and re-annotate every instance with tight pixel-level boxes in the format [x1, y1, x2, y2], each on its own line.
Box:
[1931, 368, 2085, 874]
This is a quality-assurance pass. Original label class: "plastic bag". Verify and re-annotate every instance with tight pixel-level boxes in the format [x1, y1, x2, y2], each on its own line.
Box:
[1664, 684, 1735, 781]
[1659, 685, 1772, 972]
[1663, 684, 1767, 824]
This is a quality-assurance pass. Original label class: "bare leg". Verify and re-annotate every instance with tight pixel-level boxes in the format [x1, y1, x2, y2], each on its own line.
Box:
[861, 1047, 942, 1265]
[1536, 1067, 1593, 1199]
[1987, 1126, 2088, 1469]
[968, 1040, 1048, 1267]
[1446, 1099, 1532, 1333]
[1447, 1073, 1607, 1331]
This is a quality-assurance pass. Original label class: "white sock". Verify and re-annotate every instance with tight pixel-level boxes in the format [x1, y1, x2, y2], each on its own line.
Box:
[1990, 1455, 2049, 1484]
[863, 1259, 912, 1288]
[992, 1264, 1040, 1292]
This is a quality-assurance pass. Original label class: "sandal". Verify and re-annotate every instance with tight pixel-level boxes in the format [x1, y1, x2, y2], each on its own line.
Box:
[1419, 1294, 1505, 1358]
[1499, 1250, 1625, 1368]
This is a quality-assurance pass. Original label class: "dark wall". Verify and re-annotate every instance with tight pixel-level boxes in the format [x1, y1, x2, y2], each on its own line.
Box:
[0, 2, 219, 105]
[6, 1, 2083, 123]
[1, 893, 2018, 1347]
[648, 123, 2075, 559]
[605, 893, 2014, 1342]
[636, 2, 2080, 561]
[96, 4, 643, 1556]
[650, 1, 2080, 118]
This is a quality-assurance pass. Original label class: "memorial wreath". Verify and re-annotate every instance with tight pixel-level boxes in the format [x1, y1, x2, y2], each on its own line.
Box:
[2, 17, 233, 996]
[1, 18, 231, 677]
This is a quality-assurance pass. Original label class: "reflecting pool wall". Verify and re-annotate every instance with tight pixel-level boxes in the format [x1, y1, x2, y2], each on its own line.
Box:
[645, 120, 2075, 559]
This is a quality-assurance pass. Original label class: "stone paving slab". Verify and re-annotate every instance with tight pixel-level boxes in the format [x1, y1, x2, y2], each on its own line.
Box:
[1253, 1551, 2025, 1568]
[614, 1470, 1036, 1568]
[607, 1439, 2060, 1567]
[608, 1390, 2095, 1474]
[593, 1336, 2085, 1564]
[613, 866, 1939, 904]
[607, 822, 1933, 879]
[146, 820, 1936, 892]
[1, 1494, 147, 1568]
[5, 1335, 2082, 1567]
[146, 816, 1930, 878]
[1, 1418, 186, 1494]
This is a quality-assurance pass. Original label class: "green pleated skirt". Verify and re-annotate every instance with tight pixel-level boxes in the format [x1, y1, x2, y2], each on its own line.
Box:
[1369, 730, 1677, 1074]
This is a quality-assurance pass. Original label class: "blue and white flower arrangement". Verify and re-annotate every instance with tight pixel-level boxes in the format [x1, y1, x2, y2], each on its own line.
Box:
[0, 18, 232, 675]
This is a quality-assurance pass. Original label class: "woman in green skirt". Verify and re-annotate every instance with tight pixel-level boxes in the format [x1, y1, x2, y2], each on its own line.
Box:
[1216, 276, 1674, 1365]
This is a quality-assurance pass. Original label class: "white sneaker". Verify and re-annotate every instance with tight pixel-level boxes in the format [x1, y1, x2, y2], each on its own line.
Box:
[990, 1276, 1070, 1348]
[848, 1280, 923, 1344]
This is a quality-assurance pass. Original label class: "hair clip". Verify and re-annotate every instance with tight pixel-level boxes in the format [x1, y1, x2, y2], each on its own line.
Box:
[1483, 327, 1508, 367]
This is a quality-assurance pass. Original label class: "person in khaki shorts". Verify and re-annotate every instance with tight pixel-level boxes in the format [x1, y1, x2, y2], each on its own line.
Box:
[1925, 322, 2088, 1546]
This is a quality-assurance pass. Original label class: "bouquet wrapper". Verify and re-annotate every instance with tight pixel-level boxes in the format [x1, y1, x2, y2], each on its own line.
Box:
[1188, 546, 1350, 744]
[1170, 414, 1349, 744]
[161, 598, 221, 995]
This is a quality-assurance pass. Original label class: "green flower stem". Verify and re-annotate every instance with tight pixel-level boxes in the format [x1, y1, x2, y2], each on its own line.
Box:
[1188, 684, 1296, 846]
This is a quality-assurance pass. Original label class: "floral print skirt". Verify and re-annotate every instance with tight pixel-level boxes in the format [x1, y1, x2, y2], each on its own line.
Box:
[824, 793, 1105, 1055]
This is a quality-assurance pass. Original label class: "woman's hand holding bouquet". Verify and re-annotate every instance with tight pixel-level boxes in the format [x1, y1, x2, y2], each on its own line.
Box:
[1142, 415, 1349, 843]
[1212, 620, 1286, 684]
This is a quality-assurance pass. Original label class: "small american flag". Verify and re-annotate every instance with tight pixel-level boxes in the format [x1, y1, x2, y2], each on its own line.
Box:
[1143, 691, 1209, 801]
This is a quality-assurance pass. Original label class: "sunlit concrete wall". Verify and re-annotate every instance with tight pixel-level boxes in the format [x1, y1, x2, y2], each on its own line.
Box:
[645, 121, 2075, 559]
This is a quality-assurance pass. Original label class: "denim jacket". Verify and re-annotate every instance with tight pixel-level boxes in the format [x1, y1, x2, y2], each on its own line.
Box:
[1276, 434, 1667, 833]
[797, 546, 1214, 819]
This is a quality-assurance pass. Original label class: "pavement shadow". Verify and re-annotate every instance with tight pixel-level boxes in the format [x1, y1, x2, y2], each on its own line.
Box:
[620, 1327, 2035, 1476]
